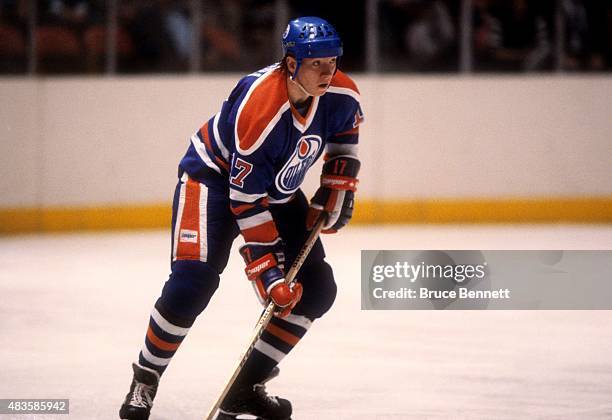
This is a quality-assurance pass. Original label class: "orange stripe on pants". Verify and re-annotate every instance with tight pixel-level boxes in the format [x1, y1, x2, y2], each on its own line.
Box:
[176, 177, 201, 260]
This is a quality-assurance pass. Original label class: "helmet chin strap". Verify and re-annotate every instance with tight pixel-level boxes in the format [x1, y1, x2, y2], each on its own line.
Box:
[288, 67, 313, 99]
[291, 76, 312, 98]
[286, 58, 312, 98]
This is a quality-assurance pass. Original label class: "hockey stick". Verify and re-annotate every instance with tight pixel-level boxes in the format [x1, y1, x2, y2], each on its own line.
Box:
[205, 216, 327, 420]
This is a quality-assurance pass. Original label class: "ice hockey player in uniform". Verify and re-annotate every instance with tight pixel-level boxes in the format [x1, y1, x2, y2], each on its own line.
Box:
[119, 16, 363, 420]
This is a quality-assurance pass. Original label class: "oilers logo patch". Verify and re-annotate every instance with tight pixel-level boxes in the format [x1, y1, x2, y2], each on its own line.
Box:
[275, 135, 322, 194]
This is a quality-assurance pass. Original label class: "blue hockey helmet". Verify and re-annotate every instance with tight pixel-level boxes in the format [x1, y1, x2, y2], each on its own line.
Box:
[281, 16, 343, 79]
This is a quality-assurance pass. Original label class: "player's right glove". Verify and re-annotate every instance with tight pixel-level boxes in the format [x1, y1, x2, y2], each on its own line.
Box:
[306, 155, 360, 233]
[239, 238, 303, 317]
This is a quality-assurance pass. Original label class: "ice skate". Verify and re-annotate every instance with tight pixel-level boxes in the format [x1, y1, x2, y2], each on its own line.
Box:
[119, 363, 160, 420]
[216, 367, 292, 420]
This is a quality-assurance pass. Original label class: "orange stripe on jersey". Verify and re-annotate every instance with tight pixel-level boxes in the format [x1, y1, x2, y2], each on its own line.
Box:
[330, 70, 360, 94]
[199, 122, 230, 172]
[231, 197, 269, 216]
[147, 327, 181, 351]
[176, 178, 201, 260]
[237, 70, 288, 152]
[335, 126, 359, 137]
[231, 203, 256, 216]
[265, 323, 300, 346]
[289, 99, 314, 127]
[241, 220, 279, 243]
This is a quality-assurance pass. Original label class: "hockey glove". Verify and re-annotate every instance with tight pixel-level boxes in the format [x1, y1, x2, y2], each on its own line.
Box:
[239, 238, 303, 317]
[306, 156, 360, 234]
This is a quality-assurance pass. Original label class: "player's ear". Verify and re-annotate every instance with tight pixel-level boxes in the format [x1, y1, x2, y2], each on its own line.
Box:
[286, 56, 297, 73]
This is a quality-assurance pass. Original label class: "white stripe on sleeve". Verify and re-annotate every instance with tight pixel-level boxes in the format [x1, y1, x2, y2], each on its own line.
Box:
[229, 189, 268, 203]
[236, 211, 273, 231]
[326, 143, 358, 157]
[212, 112, 230, 161]
[190, 134, 221, 174]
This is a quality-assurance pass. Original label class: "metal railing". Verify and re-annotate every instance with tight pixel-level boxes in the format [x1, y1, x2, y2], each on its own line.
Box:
[2, 0, 609, 75]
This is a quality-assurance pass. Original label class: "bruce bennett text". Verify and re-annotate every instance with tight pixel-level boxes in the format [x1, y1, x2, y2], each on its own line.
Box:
[372, 287, 511, 300]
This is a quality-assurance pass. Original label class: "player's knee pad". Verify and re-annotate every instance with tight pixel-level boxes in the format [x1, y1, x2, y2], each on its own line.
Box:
[159, 260, 220, 321]
[293, 260, 337, 320]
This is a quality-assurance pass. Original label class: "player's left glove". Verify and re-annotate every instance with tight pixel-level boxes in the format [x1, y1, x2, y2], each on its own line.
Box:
[306, 155, 360, 234]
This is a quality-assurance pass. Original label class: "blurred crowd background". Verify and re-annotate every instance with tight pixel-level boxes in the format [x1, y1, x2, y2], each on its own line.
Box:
[0, 0, 611, 75]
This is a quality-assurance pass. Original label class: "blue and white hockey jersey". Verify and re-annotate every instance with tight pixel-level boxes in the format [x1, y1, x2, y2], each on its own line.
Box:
[179, 64, 363, 244]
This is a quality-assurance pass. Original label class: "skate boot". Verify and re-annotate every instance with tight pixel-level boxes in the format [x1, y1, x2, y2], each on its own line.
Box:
[216, 367, 292, 420]
[119, 363, 160, 420]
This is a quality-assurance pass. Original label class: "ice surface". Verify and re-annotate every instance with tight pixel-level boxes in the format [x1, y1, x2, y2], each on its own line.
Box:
[1, 225, 612, 419]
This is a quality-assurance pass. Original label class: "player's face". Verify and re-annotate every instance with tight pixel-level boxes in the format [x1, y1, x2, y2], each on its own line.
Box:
[291, 57, 337, 96]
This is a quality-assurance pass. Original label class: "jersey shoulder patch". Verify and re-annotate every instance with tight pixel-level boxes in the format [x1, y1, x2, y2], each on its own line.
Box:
[235, 69, 290, 155]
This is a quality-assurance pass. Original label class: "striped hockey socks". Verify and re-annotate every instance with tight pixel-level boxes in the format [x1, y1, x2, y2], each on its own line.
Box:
[236, 313, 313, 385]
[137, 300, 193, 375]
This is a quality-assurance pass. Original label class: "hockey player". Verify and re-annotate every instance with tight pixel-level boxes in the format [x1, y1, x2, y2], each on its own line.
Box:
[119, 16, 363, 420]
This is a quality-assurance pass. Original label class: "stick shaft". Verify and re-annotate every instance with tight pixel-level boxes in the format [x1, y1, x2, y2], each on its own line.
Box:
[204, 218, 326, 420]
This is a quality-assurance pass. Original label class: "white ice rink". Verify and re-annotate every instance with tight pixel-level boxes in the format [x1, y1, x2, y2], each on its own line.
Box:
[2, 225, 612, 420]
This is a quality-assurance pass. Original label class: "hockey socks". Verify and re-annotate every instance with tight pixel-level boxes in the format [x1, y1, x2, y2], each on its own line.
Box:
[235, 313, 313, 386]
[138, 299, 194, 376]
